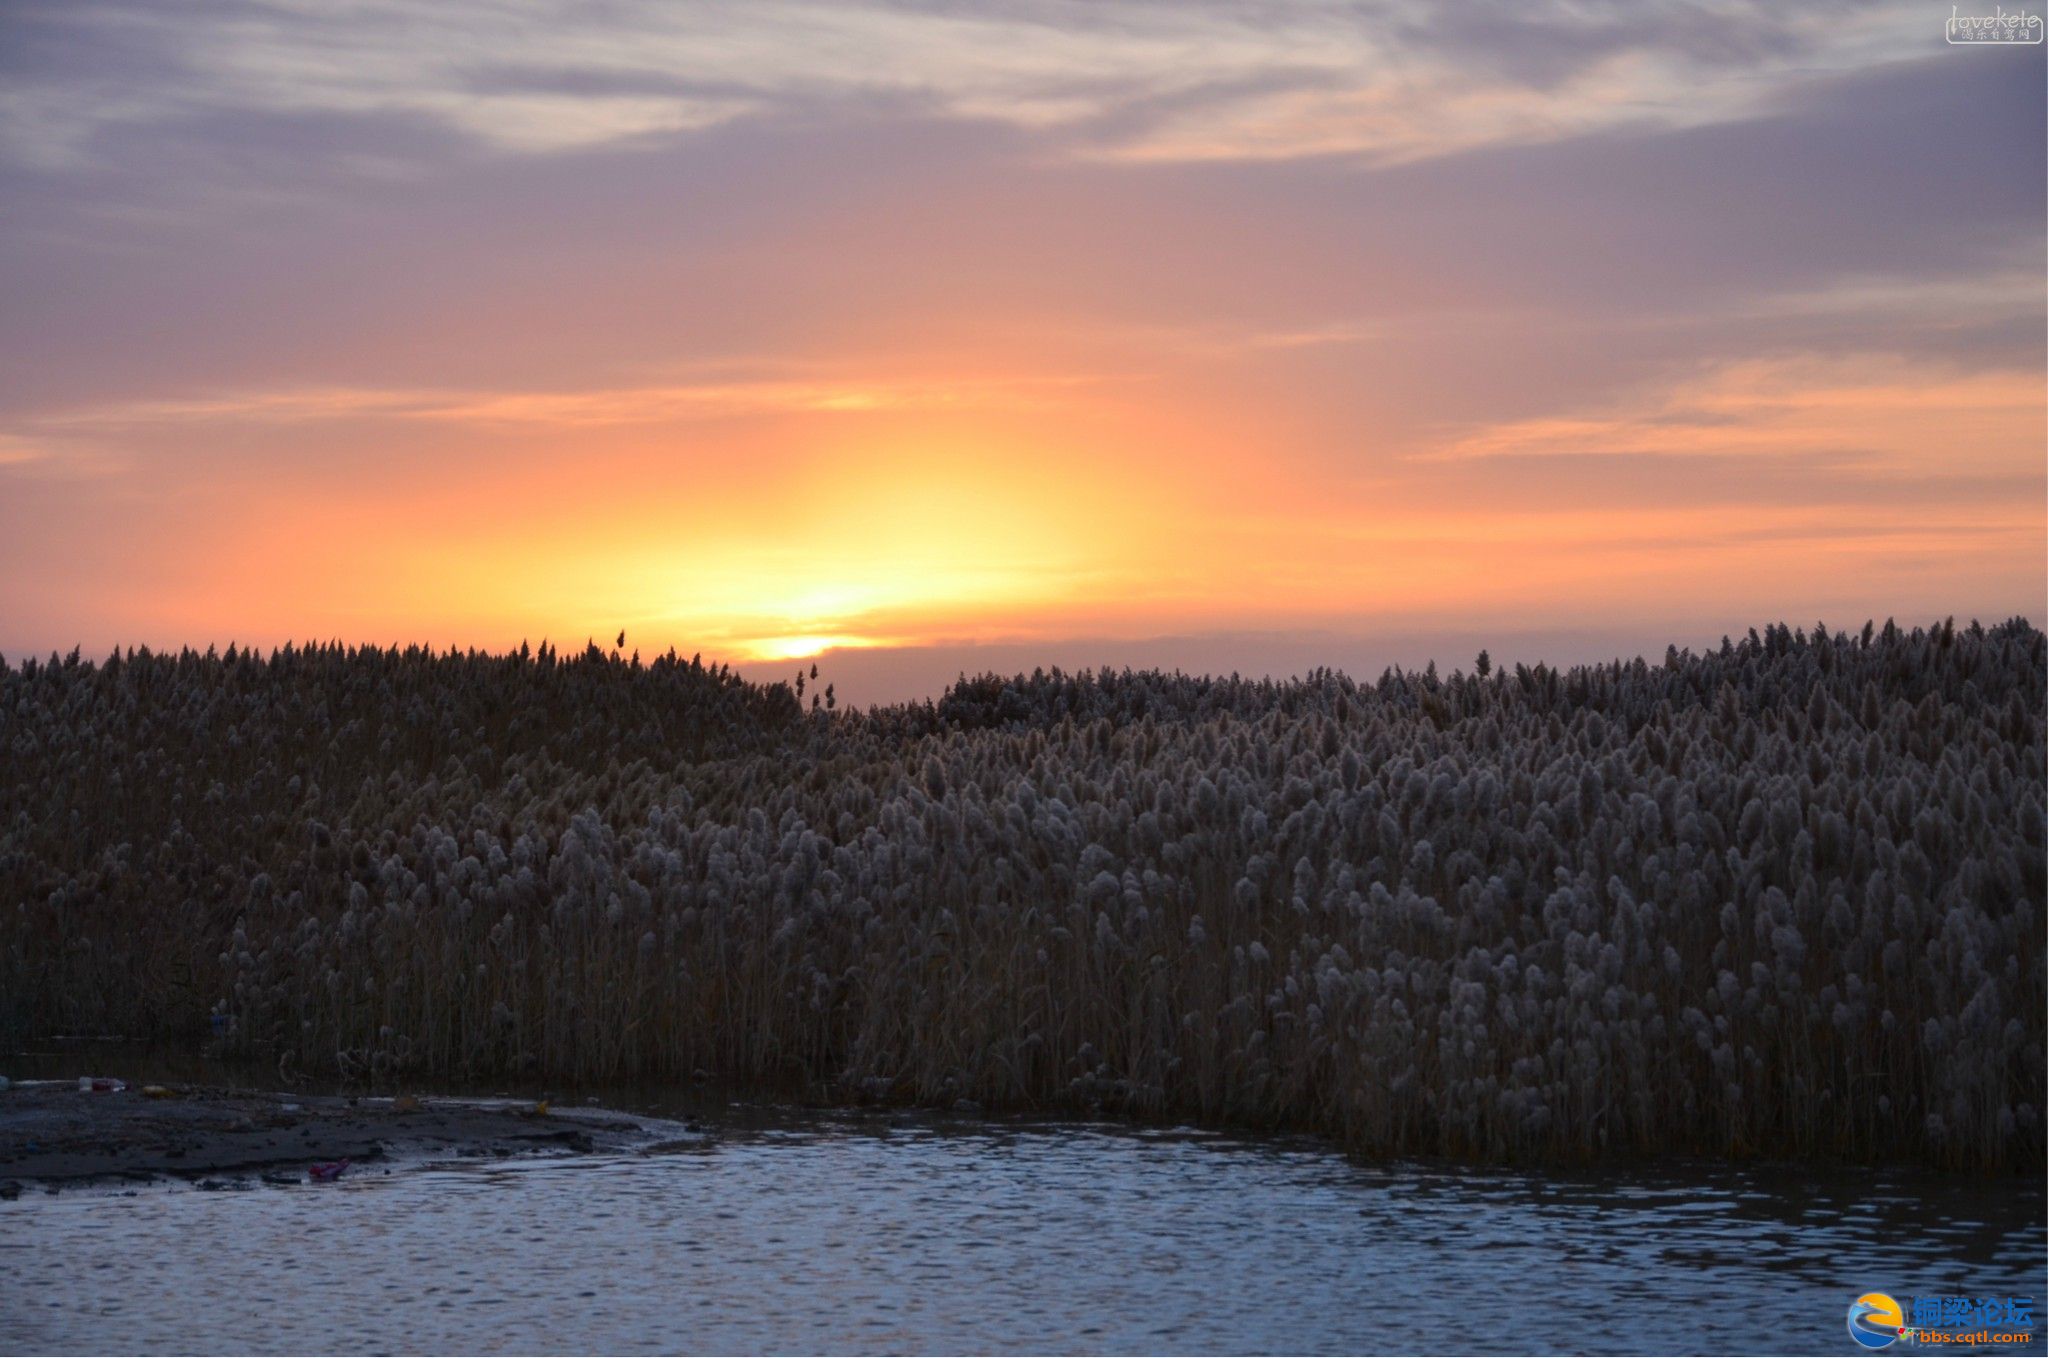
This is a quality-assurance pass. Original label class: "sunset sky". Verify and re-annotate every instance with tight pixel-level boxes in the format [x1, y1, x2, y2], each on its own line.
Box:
[2, 1, 2042, 702]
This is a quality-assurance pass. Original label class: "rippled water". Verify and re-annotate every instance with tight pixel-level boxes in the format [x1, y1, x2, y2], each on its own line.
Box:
[3, 1108, 2042, 1355]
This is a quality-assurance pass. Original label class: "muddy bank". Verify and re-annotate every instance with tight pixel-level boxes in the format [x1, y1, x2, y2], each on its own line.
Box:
[0, 1082, 684, 1189]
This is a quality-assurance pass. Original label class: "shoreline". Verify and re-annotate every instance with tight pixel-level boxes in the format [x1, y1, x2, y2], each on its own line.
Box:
[0, 1081, 694, 1192]
[5, 1061, 2042, 1189]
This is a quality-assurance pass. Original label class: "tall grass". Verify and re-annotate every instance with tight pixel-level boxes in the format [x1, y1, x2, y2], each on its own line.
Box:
[2, 620, 2040, 1167]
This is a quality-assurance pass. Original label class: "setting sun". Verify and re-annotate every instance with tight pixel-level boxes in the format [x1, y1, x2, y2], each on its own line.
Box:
[741, 633, 883, 662]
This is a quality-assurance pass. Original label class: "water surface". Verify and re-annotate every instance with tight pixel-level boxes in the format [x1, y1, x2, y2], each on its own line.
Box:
[3, 1108, 2041, 1354]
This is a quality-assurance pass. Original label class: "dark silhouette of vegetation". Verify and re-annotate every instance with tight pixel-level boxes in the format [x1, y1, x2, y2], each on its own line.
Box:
[2, 619, 2040, 1167]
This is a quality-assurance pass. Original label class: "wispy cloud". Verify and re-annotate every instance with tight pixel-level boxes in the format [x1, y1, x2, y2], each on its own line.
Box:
[1242, 321, 1385, 351]
[1425, 356, 2044, 465]
[0, 434, 51, 467]
[0, 0, 1944, 170]
[36, 373, 1102, 430]
[0, 431, 125, 480]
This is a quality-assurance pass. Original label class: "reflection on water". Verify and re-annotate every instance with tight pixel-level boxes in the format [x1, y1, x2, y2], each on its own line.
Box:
[2, 1109, 2042, 1355]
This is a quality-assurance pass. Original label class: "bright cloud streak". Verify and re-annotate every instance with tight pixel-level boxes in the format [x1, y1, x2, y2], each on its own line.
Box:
[35, 375, 1102, 430]
[1428, 358, 2044, 467]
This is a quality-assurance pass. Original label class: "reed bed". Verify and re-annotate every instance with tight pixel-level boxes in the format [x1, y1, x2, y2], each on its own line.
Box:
[2, 620, 2040, 1167]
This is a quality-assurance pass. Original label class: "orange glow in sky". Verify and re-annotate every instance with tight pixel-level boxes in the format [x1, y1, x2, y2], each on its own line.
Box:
[0, 4, 2041, 700]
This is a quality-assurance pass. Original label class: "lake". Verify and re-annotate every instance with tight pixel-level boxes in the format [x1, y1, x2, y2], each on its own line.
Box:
[3, 1102, 2042, 1354]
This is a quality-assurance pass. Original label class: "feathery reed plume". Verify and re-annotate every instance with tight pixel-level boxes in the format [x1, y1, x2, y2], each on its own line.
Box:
[1, 619, 2040, 1167]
